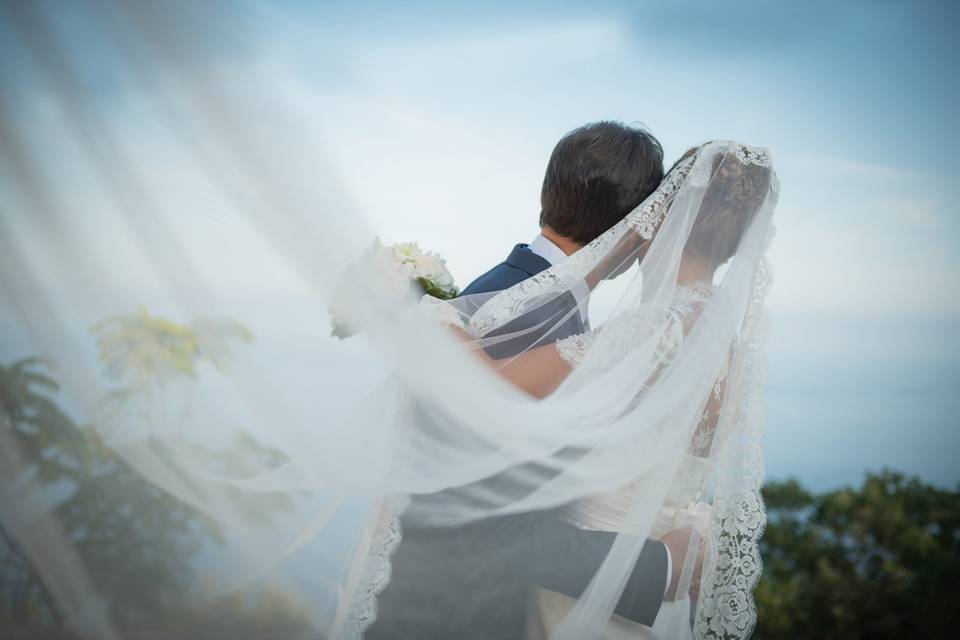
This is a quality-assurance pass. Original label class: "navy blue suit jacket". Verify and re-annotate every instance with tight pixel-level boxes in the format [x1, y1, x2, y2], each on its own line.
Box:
[367, 244, 668, 640]
[461, 244, 586, 360]
[461, 243, 552, 296]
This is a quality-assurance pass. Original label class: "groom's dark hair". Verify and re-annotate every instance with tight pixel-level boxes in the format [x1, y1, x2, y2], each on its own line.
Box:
[540, 121, 664, 245]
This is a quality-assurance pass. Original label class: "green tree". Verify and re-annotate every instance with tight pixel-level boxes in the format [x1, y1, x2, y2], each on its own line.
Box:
[1, 308, 311, 633]
[1, 356, 210, 626]
[755, 471, 960, 639]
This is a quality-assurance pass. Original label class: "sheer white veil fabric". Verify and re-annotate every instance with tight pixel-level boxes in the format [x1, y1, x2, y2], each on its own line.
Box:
[0, 2, 778, 639]
[331, 142, 778, 640]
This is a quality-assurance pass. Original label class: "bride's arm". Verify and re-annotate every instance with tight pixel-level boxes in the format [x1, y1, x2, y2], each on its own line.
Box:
[420, 297, 577, 397]
[688, 351, 733, 457]
[446, 325, 575, 399]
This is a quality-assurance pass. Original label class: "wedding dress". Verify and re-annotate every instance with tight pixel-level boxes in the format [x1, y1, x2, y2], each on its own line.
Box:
[528, 284, 718, 640]
[0, 11, 778, 634]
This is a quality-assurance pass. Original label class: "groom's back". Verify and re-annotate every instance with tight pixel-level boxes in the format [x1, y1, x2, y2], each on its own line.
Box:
[461, 244, 545, 296]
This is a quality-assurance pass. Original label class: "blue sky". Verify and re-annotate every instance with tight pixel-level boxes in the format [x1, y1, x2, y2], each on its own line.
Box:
[2, 0, 958, 489]
[248, 0, 960, 317]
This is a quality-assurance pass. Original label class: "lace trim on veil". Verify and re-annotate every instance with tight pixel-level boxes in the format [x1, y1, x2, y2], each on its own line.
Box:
[693, 226, 775, 640]
[335, 495, 411, 640]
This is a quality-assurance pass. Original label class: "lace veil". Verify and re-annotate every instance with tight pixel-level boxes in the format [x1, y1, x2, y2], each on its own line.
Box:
[0, 3, 778, 639]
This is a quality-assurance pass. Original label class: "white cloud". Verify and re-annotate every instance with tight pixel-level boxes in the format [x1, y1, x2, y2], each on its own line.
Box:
[767, 153, 959, 316]
[6, 13, 958, 328]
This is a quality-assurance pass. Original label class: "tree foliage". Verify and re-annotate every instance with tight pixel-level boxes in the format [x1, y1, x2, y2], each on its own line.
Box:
[755, 471, 960, 639]
[92, 306, 254, 388]
[0, 309, 310, 633]
[1, 356, 214, 626]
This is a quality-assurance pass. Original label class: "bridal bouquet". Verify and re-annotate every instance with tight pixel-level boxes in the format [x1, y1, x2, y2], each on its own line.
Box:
[329, 239, 459, 339]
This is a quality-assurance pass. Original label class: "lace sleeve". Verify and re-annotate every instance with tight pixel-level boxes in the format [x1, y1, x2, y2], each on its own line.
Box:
[555, 330, 598, 368]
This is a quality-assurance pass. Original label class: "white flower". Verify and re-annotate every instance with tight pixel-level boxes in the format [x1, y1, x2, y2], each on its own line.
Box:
[329, 238, 458, 339]
[413, 254, 442, 278]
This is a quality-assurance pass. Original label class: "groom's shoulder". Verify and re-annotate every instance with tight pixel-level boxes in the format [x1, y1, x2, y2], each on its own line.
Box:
[460, 262, 528, 296]
[460, 244, 550, 297]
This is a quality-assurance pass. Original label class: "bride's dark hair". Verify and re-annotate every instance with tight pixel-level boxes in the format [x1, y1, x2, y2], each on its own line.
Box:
[540, 121, 663, 245]
[671, 143, 771, 267]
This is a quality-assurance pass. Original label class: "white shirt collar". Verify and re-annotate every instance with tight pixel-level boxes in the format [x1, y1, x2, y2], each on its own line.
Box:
[528, 234, 569, 268]
[528, 234, 590, 327]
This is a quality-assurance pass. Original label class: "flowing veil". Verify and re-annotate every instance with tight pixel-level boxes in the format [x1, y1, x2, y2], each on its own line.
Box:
[0, 2, 778, 639]
[329, 143, 778, 640]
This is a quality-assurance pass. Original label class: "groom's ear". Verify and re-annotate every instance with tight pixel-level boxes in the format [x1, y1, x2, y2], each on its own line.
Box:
[540, 121, 663, 246]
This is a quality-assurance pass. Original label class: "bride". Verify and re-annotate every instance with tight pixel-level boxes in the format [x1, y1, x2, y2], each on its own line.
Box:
[336, 141, 778, 640]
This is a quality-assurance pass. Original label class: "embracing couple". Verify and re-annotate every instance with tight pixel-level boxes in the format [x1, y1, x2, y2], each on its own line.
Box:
[356, 123, 776, 640]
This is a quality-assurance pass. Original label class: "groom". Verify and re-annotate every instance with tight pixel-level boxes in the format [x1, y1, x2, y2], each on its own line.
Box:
[368, 122, 693, 639]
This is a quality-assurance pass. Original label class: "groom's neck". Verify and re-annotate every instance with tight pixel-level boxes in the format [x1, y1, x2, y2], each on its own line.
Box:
[540, 225, 583, 256]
